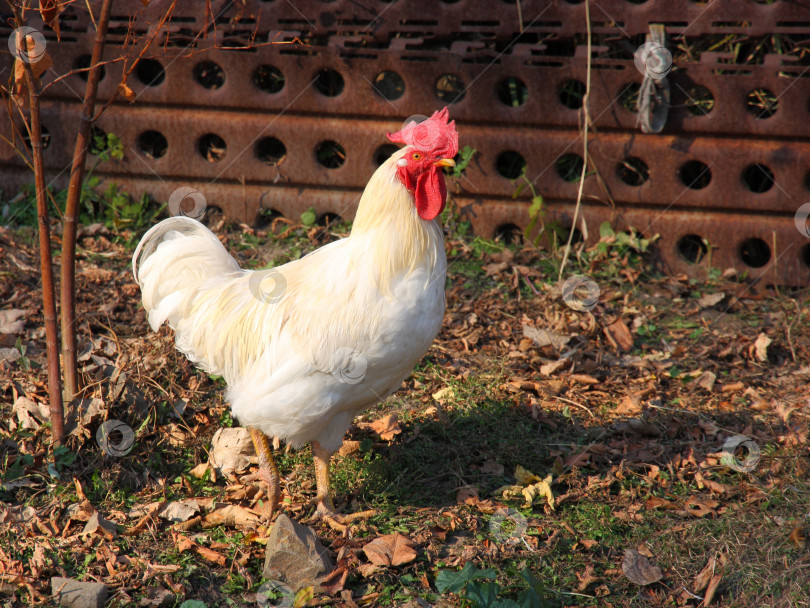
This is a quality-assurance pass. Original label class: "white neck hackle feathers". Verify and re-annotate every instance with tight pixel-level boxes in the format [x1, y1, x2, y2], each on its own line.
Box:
[133, 145, 446, 403]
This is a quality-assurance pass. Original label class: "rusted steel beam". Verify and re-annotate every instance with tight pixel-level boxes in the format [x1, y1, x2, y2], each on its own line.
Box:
[2, 0, 810, 286]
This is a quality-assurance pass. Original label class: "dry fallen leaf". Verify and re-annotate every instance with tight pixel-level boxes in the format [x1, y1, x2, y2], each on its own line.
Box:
[362, 533, 417, 567]
[0, 309, 26, 334]
[576, 564, 601, 591]
[696, 371, 717, 392]
[604, 319, 633, 352]
[338, 440, 361, 456]
[369, 413, 401, 441]
[174, 534, 226, 566]
[158, 500, 200, 523]
[82, 512, 117, 538]
[697, 292, 724, 308]
[496, 465, 555, 510]
[209, 427, 255, 475]
[432, 387, 454, 401]
[622, 548, 663, 585]
[752, 333, 772, 362]
[202, 505, 260, 528]
[522, 324, 571, 351]
[789, 525, 806, 549]
[615, 394, 642, 415]
[456, 485, 479, 505]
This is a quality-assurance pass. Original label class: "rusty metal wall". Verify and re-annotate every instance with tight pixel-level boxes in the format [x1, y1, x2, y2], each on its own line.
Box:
[2, 0, 810, 285]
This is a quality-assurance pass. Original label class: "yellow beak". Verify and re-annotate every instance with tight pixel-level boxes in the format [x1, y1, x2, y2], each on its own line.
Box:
[434, 158, 456, 168]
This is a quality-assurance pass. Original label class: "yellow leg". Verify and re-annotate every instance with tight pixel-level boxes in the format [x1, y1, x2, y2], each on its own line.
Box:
[311, 440, 336, 515]
[311, 440, 377, 531]
[248, 427, 281, 518]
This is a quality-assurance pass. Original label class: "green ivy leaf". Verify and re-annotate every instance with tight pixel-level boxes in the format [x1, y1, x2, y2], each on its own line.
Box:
[466, 581, 503, 608]
[435, 562, 497, 594]
[300, 208, 317, 227]
[599, 221, 615, 239]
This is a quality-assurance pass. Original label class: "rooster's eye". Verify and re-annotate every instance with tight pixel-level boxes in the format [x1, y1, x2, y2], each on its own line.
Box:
[412, 153, 422, 160]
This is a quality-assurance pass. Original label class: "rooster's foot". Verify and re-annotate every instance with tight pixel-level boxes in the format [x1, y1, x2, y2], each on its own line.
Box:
[309, 497, 377, 533]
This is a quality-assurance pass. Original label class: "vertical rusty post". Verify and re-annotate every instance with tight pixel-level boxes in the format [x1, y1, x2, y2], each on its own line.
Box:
[60, 0, 114, 401]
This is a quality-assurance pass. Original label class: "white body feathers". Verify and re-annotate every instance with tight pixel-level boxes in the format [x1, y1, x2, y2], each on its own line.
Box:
[133, 148, 446, 452]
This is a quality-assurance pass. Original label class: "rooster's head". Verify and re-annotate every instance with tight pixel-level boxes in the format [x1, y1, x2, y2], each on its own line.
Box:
[387, 108, 459, 221]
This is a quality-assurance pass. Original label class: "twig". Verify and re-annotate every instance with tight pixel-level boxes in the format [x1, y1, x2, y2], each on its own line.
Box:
[558, 0, 592, 281]
[555, 396, 595, 418]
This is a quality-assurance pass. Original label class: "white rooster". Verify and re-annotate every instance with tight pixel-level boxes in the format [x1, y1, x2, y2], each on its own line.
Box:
[133, 108, 458, 522]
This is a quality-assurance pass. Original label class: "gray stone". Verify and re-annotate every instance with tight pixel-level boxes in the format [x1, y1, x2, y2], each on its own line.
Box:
[51, 577, 108, 608]
[262, 514, 333, 592]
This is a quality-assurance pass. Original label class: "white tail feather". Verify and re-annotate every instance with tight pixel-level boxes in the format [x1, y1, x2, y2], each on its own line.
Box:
[132, 216, 243, 370]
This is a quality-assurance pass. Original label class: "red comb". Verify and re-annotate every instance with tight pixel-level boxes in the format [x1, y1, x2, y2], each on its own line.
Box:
[387, 107, 458, 158]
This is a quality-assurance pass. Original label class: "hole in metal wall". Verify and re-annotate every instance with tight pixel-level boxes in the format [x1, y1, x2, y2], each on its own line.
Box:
[497, 77, 528, 107]
[742, 163, 774, 193]
[677, 234, 708, 263]
[496, 151, 527, 179]
[314, 68, 345, 96]
[373, 71, 405, 101]
[802, 243, 810, 269]
[136, 58, 166, 86]
[193, 61, 225, 89]
[619, 82, 640, 112]
[22, 124, 51, 150]
[89, 126, 108, 155]
[374, 144, 399, 166]
[73, 54, 106, 81]
[556, 153, 584, 182]
[435, 74, 466, 103]
[559, 79, 586, 109]
[739, 237, 771, 268]
[494, 223, 522, 244]
[316, 140, 346, 168]
[745, 88, 778, 118]
[684, 85, 714, 115]
[256, 137, 286, 165]
[317, 212, 341, 226]
[198, 133, 227, 162]
[201, 206, 224, 226]
[256, 208, 284, 231]
[254, 65, 285, 93]
[137, 130, 167, 159]
[618, 156, 649, 186]
[560, 226, 584, 245]
[680, 160, 712, 189]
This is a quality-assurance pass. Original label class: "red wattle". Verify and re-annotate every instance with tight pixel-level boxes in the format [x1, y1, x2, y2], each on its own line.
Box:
[414, 167, 447, 221]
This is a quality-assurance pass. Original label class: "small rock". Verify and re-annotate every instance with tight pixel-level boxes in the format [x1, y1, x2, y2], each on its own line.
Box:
[51, 577, 108, 608]
[0, 347, 21, 363]
[263, 514, 333, 592]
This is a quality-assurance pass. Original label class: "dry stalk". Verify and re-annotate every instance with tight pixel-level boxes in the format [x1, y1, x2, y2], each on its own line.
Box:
[60, 0, 114, 401]
[558, 0, 592, 281]
[11, 2, 65, 445]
